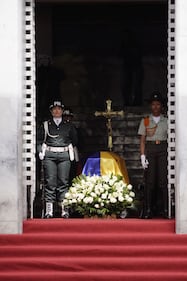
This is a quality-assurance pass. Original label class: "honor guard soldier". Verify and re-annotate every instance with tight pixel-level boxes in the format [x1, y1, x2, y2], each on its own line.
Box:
[63, 108, 79, 184]
[138, 92, 168, 219]
[63, 108, 74, 123]
[38, 100, 78, 218]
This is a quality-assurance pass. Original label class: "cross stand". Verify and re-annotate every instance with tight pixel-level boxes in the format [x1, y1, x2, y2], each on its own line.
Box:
[95, 99, 125, 151]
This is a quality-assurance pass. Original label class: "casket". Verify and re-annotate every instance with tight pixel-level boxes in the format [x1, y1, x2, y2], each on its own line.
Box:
[82, 151, 129, 184]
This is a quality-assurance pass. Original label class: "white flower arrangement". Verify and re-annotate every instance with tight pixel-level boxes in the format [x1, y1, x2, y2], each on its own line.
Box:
[63, 173, 135, 217]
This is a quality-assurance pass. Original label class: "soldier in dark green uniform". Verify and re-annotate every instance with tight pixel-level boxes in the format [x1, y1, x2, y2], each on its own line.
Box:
[38, 101, 78, 218]
[63, 109, 79, 185]
[138, 92, 168, 219]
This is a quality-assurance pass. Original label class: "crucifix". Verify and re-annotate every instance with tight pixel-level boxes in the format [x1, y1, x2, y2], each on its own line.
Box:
[95, 99, 125, 151]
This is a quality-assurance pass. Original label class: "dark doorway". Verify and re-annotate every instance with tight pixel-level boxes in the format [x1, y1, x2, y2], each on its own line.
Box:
[34, 1, 168, 218]
[36, 1, 168, 121]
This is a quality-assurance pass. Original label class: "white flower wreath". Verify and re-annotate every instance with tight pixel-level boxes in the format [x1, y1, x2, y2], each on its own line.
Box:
[63, 173, 135, 217]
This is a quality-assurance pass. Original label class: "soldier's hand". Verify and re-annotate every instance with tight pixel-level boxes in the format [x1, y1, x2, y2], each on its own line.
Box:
[141, 154, 149, 169]
[39, 152, 45, 161]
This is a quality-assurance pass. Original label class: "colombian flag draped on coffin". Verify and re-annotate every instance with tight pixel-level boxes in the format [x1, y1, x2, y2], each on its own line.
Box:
[82, 151, 129, 184]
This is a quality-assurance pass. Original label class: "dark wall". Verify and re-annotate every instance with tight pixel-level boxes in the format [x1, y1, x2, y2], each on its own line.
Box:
[36, 1, 168, 120]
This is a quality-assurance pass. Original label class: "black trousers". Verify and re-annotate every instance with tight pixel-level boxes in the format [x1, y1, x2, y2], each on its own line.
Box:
[144, 142, 168, 215]
[43, 150, 71, 203]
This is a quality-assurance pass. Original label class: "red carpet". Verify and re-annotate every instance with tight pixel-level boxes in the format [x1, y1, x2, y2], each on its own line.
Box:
[1, 219, 187, 280]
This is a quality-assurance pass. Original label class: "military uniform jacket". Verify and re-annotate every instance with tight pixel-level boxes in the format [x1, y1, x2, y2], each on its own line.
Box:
[138, 114, 167, 141]
[38, 119, 78, 149]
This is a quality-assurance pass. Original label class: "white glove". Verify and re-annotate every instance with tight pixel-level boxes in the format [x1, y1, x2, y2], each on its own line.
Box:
[141, 154, 149, 169]
[68, 144, 74, 161]
[39, 152, 45, 161]
[39, 143, 47, 161]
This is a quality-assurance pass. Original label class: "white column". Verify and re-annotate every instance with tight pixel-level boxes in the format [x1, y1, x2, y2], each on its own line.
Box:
[175, 0, 187, 233]
[0, 0, 25, 233]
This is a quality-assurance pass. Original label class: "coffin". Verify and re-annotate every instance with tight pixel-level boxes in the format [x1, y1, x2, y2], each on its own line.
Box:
[82, 151, 129, 184]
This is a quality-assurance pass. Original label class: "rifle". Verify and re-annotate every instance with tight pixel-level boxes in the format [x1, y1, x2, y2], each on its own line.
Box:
[39, 160, 45, 218]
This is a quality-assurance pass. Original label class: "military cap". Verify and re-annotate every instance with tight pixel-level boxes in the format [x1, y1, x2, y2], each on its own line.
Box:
[49, 100, 64, 110]
[63, 109, 73, 117]
[149, 91, 163, 104]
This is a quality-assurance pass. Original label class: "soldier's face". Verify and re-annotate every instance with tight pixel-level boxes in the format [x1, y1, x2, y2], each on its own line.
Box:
[151, 101, 162, 116]
[51, 106, 63, 118]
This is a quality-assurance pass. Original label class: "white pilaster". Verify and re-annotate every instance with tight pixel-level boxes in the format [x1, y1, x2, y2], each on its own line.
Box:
[175, 0, 187, 233]
[0, 0, 24, 233]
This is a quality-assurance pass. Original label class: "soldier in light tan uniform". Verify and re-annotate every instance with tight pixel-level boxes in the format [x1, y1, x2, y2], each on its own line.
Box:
[138, 92, 168, 219]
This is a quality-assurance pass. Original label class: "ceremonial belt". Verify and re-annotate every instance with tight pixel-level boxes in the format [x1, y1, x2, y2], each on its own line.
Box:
[46, 146, 69, 152]
[146, 140, 167, 145]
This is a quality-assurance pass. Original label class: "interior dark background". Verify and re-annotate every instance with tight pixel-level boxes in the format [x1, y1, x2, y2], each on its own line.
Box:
[36, 1, 168, 120]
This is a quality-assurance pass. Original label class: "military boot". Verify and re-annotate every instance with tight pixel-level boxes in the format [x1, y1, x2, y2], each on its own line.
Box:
[162, 188, 169, 219]
[61, 202, 69, 219]
[44, 202, 53, 219]
[143, 187, 153, 219]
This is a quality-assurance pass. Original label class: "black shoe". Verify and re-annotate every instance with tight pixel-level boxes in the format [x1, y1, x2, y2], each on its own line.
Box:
[143, 210, 152, 219]
[61, 211, 69, 219]
[162, 210, 169, 219]
[44, 214, 53, 219]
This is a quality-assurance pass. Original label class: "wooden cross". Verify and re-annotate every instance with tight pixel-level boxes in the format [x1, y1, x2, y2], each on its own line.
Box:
[95, 99, 125, 151]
